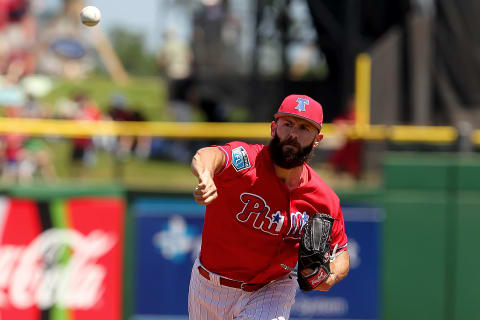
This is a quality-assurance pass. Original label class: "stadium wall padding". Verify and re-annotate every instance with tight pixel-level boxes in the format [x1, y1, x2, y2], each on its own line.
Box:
[381, 153, 480, 320]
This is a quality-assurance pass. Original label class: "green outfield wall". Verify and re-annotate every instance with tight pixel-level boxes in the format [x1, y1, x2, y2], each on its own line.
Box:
[381, 153, 480, 320]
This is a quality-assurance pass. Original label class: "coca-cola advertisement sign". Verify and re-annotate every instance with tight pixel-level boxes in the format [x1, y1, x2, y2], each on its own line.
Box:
[0, 197, 125, 320]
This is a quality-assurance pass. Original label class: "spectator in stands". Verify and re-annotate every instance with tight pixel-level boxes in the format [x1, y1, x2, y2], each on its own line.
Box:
[106, 93, 135, 159]
[0, 0, 36, 83]
[21, 137, 57, 182]
[20, 94, 56, 182]
[0, 132, 25, 182]
[70, 92, 102, 172]
[106, 94, 153, 160]
[130, 107, 152, 159]
[326, 97, 364, 181]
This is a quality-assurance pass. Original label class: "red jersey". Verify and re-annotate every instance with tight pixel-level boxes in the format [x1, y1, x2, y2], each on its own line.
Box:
[199, 141, 348, 284]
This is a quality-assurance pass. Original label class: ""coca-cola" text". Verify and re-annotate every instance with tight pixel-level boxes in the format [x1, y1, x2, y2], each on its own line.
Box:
[0, 229, 116, 310]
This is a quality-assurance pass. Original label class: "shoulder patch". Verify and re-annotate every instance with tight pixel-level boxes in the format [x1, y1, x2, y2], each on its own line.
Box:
[232, 146, 251, 172]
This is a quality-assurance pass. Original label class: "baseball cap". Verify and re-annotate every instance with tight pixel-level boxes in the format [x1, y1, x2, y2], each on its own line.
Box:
[274, 94, 323, 130]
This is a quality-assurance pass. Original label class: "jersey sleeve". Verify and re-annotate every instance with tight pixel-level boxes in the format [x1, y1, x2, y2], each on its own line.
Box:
[213, 141, 259, 181]
[330, 203, 348, 253]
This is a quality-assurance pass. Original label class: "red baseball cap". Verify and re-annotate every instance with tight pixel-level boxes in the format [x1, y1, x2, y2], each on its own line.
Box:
[274, 94, 323, 130]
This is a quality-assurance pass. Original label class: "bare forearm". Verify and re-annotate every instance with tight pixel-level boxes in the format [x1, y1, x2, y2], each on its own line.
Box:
[191, 147, 225, 205]
[330, 250, 350, 282]
[315, 250, 350, 291]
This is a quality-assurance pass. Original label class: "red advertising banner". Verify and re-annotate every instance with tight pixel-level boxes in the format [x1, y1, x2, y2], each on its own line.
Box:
[0, 197, 125, 320]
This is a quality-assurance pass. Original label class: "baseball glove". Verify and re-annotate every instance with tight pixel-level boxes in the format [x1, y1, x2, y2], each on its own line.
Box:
[297, 213, 334, 291]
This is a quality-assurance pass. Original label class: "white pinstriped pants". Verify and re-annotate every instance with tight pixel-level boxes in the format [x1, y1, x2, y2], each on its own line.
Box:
[188, 258, 297, 320]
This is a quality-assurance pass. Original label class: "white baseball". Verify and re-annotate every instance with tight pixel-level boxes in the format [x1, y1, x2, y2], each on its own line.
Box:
[80, 6, 101, 27]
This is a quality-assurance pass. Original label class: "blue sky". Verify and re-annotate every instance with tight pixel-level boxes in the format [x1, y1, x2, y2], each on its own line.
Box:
[86, 0, 161, 52]
[38, 0, 165, 52]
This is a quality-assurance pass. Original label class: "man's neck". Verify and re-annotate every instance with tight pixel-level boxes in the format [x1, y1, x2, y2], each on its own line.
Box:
[273, 164, 306, 190]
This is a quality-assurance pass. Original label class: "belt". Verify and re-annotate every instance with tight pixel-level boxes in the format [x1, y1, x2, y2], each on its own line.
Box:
[197, 266, 267, 292]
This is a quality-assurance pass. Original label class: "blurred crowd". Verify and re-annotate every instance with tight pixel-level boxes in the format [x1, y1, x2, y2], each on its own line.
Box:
[0, 87, 156, 183]
[0, 0, 245, 184]
[0, 0, 154, 182]
[0, 0, 35, 83]
[0, 0, 366, 185]
[0, 0, 42, 183]
[0, 0, 176, 184]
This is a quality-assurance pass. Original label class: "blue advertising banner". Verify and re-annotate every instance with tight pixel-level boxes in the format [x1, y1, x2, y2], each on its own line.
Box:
[133, 199, 202, 317]
[133, 198, 382, 320]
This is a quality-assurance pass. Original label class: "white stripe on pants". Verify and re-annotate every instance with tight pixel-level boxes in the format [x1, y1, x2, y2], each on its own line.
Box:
[188, 258, 297, 320]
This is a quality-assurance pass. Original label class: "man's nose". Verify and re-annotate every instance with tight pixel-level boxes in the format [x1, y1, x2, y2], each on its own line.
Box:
[288, 126, 300, 139]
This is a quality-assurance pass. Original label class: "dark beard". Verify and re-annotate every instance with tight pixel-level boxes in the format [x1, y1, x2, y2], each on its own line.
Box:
[268, 133, 314, 169]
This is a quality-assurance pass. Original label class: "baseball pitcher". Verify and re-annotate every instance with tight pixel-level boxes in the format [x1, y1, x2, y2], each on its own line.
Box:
[189, 94, 350, 320]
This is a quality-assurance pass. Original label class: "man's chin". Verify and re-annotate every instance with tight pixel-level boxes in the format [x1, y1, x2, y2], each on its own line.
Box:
[283, 145, 299, 152]
[277, 159, 304, 169]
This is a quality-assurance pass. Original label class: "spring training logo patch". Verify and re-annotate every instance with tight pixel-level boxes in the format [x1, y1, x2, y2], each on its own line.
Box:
[232, 146, 251, 172]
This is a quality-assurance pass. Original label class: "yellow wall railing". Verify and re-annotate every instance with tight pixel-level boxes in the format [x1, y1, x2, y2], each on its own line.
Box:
[0, 117, 477, 145]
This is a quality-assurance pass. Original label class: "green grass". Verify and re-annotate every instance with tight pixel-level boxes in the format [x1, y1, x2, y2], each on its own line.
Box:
[42, 75, 169, 121]
[47, 139, 195, 191]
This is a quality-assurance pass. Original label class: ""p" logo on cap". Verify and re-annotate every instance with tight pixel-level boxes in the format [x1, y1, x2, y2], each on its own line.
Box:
[294, 98, 309, 112]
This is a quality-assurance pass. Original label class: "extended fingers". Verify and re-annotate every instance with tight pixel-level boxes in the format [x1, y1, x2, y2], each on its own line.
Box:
[194, 192, 218, 205]
[193, 184, 215, 196]
[202, 191, 218, 205]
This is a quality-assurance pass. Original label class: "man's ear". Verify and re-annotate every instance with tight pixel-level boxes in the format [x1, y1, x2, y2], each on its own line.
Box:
[313, 133, 324, 148]
[270, 121, 277, 138]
